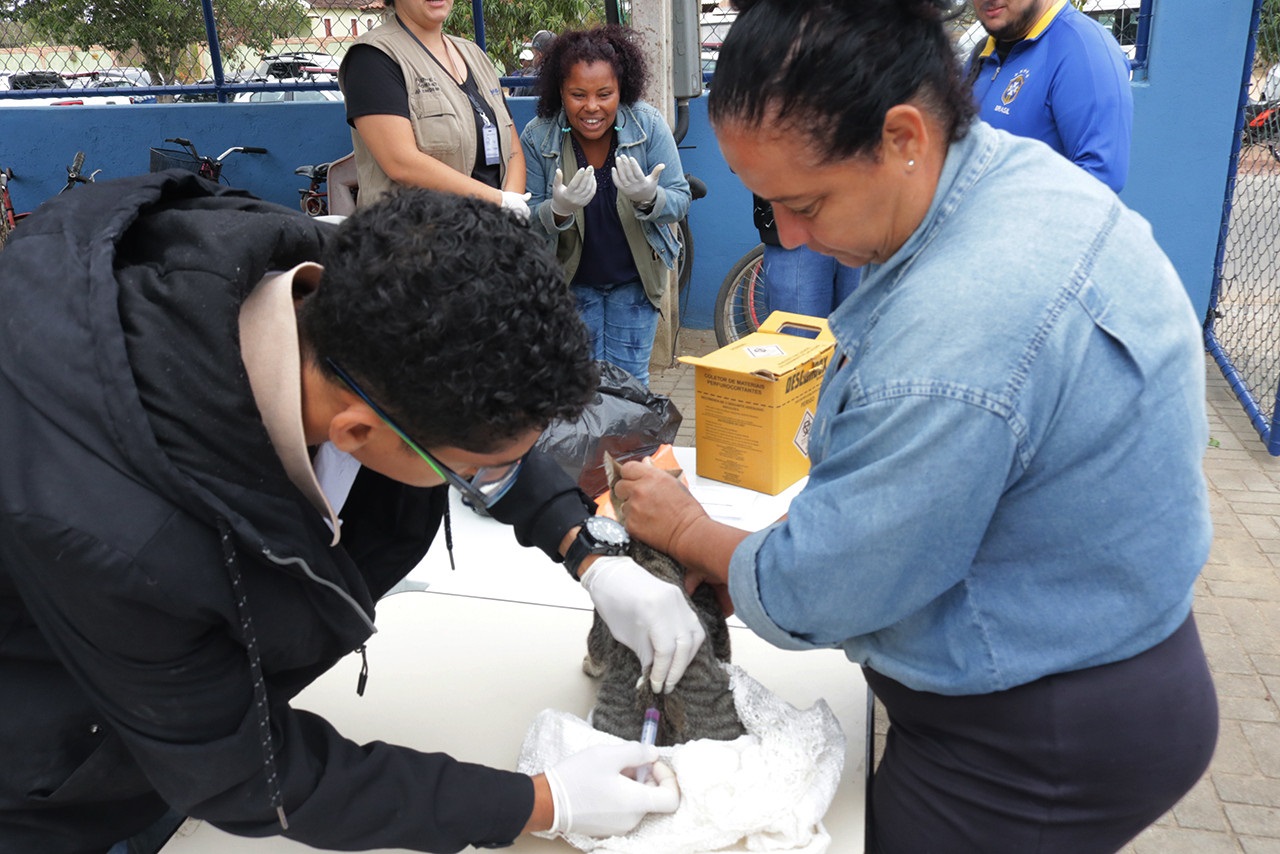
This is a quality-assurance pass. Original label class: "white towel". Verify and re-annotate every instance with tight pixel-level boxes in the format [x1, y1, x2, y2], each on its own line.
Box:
[517, 664, 846, 853]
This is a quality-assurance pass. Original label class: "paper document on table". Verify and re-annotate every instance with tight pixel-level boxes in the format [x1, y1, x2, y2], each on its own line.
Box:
[690, 473, 807, 532]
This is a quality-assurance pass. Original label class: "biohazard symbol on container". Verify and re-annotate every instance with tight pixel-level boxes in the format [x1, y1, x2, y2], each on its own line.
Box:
[794, 409, 815, 458]
[1002, 72, 1026, 106]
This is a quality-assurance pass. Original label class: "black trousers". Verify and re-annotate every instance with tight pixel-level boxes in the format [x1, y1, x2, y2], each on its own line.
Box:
[865, 614, 1218, 854]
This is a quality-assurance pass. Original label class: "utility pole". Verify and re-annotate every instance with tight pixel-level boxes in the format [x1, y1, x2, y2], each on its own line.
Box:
[631, 0, 682, 368]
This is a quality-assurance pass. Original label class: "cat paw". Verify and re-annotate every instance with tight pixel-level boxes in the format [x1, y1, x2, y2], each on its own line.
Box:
[582, 654, 606, 678]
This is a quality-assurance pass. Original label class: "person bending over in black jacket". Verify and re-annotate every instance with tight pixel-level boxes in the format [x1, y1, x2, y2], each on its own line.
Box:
[0, 175, 695, 853]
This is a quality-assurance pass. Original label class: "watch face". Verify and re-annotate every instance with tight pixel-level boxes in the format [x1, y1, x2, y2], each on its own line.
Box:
[585, 515, 629, 546]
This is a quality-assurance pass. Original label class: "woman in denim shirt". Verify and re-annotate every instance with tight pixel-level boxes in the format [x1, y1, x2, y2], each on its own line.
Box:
[520, 26, 691, 386]
[614, 0, 1218, 850]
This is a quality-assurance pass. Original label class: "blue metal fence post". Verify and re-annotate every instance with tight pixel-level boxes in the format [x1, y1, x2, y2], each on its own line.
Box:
[472, 0, 486, 50]
[200, 0, 229, 103]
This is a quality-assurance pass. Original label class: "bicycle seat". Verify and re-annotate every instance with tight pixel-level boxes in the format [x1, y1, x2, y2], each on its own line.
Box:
[295, 163, 329, 179]
[686, 173, 708, 201]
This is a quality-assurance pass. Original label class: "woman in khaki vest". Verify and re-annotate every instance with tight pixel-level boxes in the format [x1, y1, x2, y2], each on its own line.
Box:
[338, 0, 531, 219]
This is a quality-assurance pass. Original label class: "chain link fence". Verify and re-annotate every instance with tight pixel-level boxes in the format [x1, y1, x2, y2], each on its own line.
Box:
[0, 1, 1145, 101]
[0, 0, 629, 102]
[1208, 0, 1280, 455]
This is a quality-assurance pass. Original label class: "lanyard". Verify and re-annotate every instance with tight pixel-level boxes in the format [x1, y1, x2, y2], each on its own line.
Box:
[395, 16, 501, 165]
[394, 16, 491, 125]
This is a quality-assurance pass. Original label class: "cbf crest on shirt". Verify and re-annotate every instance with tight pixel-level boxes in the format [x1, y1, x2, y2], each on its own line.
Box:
[1001, 69, 1029, 107]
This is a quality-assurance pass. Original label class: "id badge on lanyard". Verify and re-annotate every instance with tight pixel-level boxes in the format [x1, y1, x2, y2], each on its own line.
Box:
[481, 113, 501, 166]
[463, 89, 501, 166]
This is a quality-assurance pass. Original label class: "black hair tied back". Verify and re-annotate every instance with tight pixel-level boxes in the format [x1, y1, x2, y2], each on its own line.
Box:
[713, 0, 977, 161]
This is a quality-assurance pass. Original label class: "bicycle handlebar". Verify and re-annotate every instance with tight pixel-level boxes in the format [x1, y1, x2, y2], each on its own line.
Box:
[215, 146, 269, 162]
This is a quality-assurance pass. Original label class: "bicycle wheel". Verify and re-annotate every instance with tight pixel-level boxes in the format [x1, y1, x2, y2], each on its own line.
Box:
[301, 192, 328, 217]
[714, 243, 768, 347]
[676, 218, 693, 297]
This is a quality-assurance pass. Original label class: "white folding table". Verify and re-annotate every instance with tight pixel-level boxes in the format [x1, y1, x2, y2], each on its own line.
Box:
[164, 449, 869, 853]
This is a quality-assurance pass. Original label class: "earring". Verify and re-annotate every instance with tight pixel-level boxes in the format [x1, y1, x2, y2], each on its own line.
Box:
[614, 125, 622, 132]
[907, 159, 916, 167]
[561, 126, 571, 134]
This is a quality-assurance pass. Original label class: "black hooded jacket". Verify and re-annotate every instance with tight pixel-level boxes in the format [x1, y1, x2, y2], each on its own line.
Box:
[0, 172, 592, 853]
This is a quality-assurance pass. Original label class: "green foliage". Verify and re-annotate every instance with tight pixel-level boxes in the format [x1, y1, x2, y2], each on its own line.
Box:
[11, 0, 310, 84]
[448, 0, 606, 74]
[1259, 0, 1280, 69]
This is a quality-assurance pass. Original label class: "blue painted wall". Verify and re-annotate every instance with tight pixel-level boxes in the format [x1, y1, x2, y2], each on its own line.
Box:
[1121, 0, 1254, 321]
[0, 4, 1255, 326]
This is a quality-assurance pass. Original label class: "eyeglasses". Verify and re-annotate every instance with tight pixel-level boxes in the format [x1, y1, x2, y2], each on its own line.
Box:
[324, 358, 523, 509]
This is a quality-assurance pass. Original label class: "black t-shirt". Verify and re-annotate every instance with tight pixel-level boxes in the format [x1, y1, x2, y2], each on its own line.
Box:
[343, 43, 507, 189]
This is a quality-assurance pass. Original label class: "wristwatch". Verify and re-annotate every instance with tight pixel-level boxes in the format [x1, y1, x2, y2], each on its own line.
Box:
[564, 515, 630, 580]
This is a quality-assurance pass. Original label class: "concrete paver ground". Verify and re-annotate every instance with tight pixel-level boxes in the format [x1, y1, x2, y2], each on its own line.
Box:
[651, 328, 1280, 853]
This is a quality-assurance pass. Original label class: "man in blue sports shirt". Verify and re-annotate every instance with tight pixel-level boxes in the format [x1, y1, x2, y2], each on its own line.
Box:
[967, 0, 1133, 192]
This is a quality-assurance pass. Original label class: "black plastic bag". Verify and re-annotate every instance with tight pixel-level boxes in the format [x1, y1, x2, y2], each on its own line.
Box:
[534, 361, 683, 497]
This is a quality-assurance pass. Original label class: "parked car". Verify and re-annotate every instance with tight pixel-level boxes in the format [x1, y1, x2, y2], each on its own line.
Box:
[173, 71, 265, 103]
[253, 52, 339, 81]
[64, 69, 156, 104]
[233, 85, 343, 104]
[0, 70, 71, 104]
[0, 71, 118, 106]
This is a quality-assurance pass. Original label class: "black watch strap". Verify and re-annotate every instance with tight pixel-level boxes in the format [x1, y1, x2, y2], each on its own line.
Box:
[564, 535, 593, 581]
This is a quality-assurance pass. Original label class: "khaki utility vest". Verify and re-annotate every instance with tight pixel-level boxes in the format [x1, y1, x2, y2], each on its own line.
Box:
[342, 21, 514, 207]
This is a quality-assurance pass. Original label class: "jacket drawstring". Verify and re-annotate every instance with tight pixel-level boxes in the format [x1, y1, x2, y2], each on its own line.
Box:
[356, 645, 368, 696]
[218, 518, 289, 831]
[444, 502, 456, 570]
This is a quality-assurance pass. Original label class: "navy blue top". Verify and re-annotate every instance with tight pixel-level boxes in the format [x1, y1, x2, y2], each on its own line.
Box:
[570, 135, 639, 288]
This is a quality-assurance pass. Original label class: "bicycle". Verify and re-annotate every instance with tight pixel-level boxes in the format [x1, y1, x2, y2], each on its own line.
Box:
[713, 242, 767, 346]
[0, 165, 20, 250]
[0, 152, 98, 250]
[149, 137, 268, 183]
[295, 161, 330, 216]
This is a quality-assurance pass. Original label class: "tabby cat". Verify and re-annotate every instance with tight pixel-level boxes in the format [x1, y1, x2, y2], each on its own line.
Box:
[583, 454, 746, 747]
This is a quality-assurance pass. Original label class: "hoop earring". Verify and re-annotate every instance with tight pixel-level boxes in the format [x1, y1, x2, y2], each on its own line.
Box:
[561, 126, 572, 134]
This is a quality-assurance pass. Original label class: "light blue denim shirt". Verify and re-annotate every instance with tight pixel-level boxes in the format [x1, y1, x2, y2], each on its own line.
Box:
[520, 101, 690, 289]
[730, 121, 1211, 695]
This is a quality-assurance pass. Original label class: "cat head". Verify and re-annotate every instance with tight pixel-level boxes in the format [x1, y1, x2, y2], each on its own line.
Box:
[602, 451, 682, 526]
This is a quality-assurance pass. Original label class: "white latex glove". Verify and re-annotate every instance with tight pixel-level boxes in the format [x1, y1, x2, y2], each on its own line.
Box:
[500, 190, 532, 222]
[550, 166, 597, 217]
[610, 154, 664, 210]
[545, 742, 680, 838]
[581, 555, 706, 692]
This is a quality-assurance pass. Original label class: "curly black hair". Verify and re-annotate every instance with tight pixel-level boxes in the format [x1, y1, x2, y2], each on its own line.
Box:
[299, 188, 598, 453]
[533, 24, 648, 118]
[710, 0, 975, 163]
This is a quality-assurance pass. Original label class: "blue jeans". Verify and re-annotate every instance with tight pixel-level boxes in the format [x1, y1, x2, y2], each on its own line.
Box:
[573, 279, 660, 386]
[762, 244, 861, 318]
